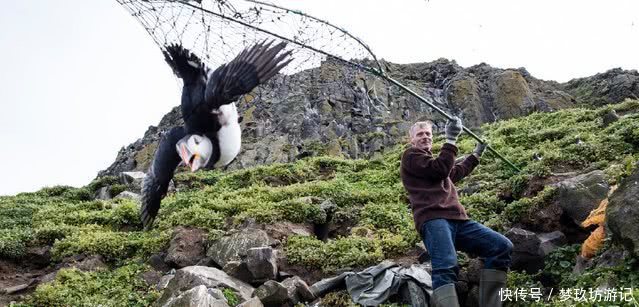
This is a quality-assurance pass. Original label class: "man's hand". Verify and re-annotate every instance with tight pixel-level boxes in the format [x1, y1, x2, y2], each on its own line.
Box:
[445, 116, 463, 145]
[473, 142, 487, 158]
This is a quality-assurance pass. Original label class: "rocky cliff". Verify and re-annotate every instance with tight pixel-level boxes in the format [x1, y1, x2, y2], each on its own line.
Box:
[98, 59, 639, 179]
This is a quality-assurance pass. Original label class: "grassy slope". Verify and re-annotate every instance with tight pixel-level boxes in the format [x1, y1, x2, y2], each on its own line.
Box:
[1, 100, 639, 306]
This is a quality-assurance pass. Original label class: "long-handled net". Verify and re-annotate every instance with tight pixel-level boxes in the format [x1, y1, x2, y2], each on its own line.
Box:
[116, 0, 521, 172]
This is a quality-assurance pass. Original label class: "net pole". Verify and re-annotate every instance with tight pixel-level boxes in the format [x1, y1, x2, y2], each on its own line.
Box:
[374, 71, 522, 173]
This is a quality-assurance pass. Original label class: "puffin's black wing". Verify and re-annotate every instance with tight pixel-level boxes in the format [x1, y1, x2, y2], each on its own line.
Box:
[163, 44, 206, 84]
[203, 40, 293, 111]
[140, 126, 186, 230]
[163, 44, 208, 130]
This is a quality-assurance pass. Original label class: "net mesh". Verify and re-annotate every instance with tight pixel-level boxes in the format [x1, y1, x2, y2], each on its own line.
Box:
[116, 0, 384, 76]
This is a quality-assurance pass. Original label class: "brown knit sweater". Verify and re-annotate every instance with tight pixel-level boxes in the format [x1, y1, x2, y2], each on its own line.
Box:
[400, 143, 479, 233]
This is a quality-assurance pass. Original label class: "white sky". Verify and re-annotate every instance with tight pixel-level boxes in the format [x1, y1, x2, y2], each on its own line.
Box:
[0, 0, 637, 196]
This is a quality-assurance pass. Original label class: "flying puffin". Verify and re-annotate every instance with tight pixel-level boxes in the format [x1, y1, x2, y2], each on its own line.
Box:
[140, 41, 292, 229]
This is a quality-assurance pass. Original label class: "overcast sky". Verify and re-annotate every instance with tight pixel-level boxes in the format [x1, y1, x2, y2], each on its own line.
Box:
[0, 0, 637, 196]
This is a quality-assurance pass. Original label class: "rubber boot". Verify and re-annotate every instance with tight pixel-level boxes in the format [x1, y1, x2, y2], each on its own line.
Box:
[479, 269, 507, 307]
[430, 283, 460, 307]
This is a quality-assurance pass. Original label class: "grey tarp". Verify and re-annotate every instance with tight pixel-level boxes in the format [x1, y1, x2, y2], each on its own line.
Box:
[344, 260, 433, 306]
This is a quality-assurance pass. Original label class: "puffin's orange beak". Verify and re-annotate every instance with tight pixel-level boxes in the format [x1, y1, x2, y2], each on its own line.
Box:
[179, 143, 191, 168]
[190, 154, 201, 172]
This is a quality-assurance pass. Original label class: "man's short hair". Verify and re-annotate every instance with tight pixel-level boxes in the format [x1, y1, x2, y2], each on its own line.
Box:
[409, 120, 434, 138]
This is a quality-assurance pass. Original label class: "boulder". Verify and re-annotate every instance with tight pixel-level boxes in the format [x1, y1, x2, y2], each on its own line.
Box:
[165, 227, 208, 268]
[520, 201, 563, 233]
[446, 75, 484, 128]
[555, 170, 609, 225]
[504, 228, 544, 273]
[606, 166, 639, 256]
[563, 68, 639, 106]
[491, 70, 535, 120]
[164, 285, 229, 307]
[253, 280, 289, 307]
[281, 276, 315, 304]
[155, 266, 254, 307]
[236, 297, 264, 307]
[119, 171, 146, 193]
[538, 231, 566, 256]
[207, 228, 275, 268]
[245, 247, 278, 283]
[148, 252, 171, 272]
[399, 280, 428, 307]
[263, 222, 313, 242]
[601, 109, 620, 127]
[25, 246, 51, 268]
[94, 186, 112, 200]
[157, 274, 175, 291]
[223, 261, 252, 284]
[141, 270, 162, 287]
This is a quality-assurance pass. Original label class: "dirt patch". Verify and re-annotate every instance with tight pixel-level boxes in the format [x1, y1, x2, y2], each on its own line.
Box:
[0, 259, 53, 306]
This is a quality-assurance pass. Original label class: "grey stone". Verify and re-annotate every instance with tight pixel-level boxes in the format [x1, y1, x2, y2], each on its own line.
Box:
[236, 297, 264, 307]
[555, 170, 609, 225]
[281, 276, 315, 304]
[25, 246, 51, 267]
[165, 227, 208, 268]
[119, 171, 147, 193]
[564, 68, 639, 106]
[606, 167, 639, 256]
[245, 247, 278, 283]
[149, 253, 171, 272]
[101, 61, 639, 178]
[602, 109, 620, 127]
[538, 231, 566, 256]
[263, 222, 313, 242]
[504, 228, 544, 273]
[95, 186, 112, 200]
[253, 280, 289, 307]
[141, 270, 162, 287]
[196, 257, 217, 267]
[399, 280, 428, 307]
[164, 285, 229, 307]
[155, 266, 254, 307]
[223, 261, 252, 283]
[2, 283, 30, 295]
[207, 228, 274, 268]
[157, 274, 175, 291]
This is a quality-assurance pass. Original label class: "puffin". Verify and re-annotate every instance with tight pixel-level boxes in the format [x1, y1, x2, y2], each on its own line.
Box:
[140, 41, 292, 229]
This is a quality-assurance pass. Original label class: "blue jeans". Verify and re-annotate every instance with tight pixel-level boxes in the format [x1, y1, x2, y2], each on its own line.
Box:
[421, 219, 513, 290]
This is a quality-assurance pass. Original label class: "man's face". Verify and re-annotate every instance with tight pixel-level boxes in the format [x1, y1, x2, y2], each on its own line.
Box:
[411, 125, 433, 151]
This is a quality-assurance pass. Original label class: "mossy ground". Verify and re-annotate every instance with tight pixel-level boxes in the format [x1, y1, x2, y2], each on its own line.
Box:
[1, 100, 639, 306]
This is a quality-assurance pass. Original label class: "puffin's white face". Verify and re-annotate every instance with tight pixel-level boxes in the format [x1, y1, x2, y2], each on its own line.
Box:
[176, 134, 213, 172]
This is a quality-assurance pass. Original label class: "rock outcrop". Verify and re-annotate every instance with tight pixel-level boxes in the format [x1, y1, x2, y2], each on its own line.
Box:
[99, 60, 638, 178]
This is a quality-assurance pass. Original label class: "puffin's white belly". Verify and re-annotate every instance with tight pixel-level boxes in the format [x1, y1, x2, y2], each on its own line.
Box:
[215, 121, 241, 168]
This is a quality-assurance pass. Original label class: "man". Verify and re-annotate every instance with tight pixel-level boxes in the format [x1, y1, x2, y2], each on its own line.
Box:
[400, 117, 513, 307]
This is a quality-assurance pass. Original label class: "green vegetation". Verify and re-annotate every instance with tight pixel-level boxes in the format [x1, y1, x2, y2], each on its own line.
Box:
[1, 100, 638, 305]
[20, 263, 159, 307]
[222, 287, 240, 306]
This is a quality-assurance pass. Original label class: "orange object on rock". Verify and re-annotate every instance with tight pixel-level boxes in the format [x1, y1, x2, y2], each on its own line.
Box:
[581, 225, 605, 258]
[579, 185, 617, 259]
